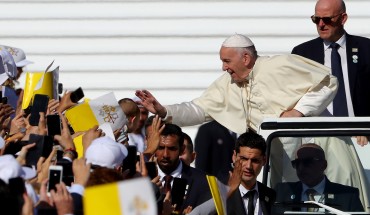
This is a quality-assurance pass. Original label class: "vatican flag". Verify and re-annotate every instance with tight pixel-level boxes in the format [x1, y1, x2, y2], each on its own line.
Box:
[65, 92, 127, 132]
[84, 177, 157, 215]
[22, 61, 59, 109]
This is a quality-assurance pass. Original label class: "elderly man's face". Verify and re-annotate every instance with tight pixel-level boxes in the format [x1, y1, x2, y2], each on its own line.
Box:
[220, 47, 250, 83]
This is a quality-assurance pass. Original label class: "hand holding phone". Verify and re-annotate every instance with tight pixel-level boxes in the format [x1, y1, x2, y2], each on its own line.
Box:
[70, 87, 84, 103]
[145, 161, 157, 179]
[171, 178, 188, 211]
[47, 114, 62, 136]
[122, 145, 137, 175]
[29, 94, 49, 126]
[47, 165, 63, 193]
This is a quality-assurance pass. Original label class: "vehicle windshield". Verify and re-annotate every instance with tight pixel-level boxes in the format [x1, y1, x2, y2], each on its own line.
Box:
[262, 130, 370, 214]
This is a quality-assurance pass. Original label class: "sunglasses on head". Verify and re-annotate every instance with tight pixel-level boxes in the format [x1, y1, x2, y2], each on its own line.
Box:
[311, 13, 342, 25]
[291, 157, 322, 168]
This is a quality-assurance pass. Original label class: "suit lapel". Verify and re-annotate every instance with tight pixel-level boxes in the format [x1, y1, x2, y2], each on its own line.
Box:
[258, 182, 269, 215]
[228, 190, 247, 215]
[180, 164, 194, 208]
[345, 33, 358, 100]
[313, 38, 325, 64]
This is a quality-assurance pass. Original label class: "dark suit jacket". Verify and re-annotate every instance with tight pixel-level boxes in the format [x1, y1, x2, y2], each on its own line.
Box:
[274, 178, 364, 213]
[194, 121, 235, 184]
[292, 33, 370, 116]
[180, 162, 212, 211]
[227, 182, 276, 215]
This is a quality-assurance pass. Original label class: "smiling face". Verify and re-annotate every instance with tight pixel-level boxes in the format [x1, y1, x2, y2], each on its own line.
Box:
[220, 47, 252, 83]
[233, 146, 266, 189]
[314, 0, 347, 42]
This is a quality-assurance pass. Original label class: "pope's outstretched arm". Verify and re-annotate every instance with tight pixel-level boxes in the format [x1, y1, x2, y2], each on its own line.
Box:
[135, 90, 167, 118]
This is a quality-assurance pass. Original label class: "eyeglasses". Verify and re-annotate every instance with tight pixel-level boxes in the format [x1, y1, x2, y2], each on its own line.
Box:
[291, 157, 322, 168]
[311, 13, 342, 25]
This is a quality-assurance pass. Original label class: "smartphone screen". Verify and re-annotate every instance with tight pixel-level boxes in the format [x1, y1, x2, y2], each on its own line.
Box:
[70, 87, 84, 103]
[145, 161, 157, 179]
[48, 166, 63, 192]
[26, 134, 54, 167]
[122, 145, 137, 175]
[47, 114, 61, 136]
[171, 178, 188, 211]
[29, 94, 49, 126]
[56, 160, 74, 186]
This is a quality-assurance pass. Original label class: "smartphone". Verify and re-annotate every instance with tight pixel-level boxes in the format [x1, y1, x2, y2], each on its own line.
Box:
[1, 96, 7, 104]
[122, 145, 137, 175]
[171, 178, 188, 211]
[8, 177, 25, 214]
[56, 160, 74, 186]
[26, 134, 54, 167]
[47, 114, 61, 136]
[145, 161, 157, 179]
[29, 94, 49, 126]
[70, 87, 84, 103]
[47, 165, 63, 193]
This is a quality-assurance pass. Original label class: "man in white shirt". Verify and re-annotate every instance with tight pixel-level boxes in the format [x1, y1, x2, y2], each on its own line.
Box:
[136, 33, 337, 134]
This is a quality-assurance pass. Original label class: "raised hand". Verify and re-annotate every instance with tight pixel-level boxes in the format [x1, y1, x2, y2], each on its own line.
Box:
[135, 90, 167, 118]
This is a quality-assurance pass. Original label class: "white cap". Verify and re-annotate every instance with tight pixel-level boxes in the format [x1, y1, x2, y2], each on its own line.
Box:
[0, 155, 37, 183]
[0, 49, 17, 85]
[0, 45, 33, 67]
[85, 136, 128, 169]
[222, 34, 254, 48]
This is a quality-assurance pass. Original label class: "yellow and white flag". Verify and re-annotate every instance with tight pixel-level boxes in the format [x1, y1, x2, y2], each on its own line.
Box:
[65, 92, 127, 132]
[84, 177, 157, 215]
[22, 61, 59, 109]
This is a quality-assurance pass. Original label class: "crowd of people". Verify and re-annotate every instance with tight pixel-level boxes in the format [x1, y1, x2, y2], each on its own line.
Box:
[0, 0, 369, 214]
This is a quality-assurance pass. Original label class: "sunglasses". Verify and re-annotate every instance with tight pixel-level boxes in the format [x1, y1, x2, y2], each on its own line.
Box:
[311, 13, 342, 25]
[291, 157, 322, 168]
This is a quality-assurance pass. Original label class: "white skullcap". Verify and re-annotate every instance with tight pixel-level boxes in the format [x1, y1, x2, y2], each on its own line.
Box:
[0, 45, 33, 67]
[222, 34, 254, 48]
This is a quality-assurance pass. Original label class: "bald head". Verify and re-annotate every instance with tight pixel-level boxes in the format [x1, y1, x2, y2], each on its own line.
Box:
[315, 0, 346, 14]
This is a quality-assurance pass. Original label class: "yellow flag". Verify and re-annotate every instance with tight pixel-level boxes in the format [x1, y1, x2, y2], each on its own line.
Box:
[206, 175, 228, 215]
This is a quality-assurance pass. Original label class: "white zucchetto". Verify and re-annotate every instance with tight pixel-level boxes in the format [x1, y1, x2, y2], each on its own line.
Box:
[222, 34, 254, 48]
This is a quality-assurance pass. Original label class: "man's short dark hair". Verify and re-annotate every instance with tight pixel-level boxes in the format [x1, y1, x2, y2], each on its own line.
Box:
[144, 115, 155, 129]
[183, 132, 194, 153]
[235, 132, 266, 155]
[161, 123, 184, 149]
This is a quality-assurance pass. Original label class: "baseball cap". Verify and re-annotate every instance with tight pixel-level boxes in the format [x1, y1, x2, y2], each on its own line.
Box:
[0, 45, 33, 67]
[0, 49, 17, 85]
[0, 154, 37, 183]
[85, 136, 128, 169]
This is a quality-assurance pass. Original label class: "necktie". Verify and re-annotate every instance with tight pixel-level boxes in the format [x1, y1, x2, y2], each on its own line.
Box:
[306, 188, 317, 212]
[164, 175, 173, 193]
[330, 43, 348, 116]
[245, 190, 256, 215]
